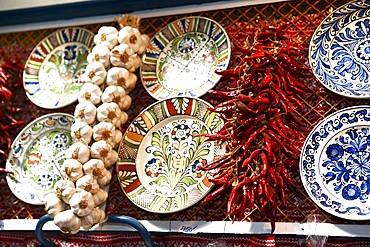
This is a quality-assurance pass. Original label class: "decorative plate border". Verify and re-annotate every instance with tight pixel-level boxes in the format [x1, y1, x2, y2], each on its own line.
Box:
[300, 105, 370, 220]
[140, 16, 231, 100]
[6, 113, 74, 205]
[309, 0, 370, 98]
[117, 97, 224, 213]
[23, 28, 95, 109]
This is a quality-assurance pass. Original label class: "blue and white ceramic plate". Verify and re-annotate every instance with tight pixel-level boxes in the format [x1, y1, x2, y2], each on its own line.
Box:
[5, 113, 74, 205]
[309, 0, 370, 98]
[300, 106, 370, 220]
[141, 16, 231, 101]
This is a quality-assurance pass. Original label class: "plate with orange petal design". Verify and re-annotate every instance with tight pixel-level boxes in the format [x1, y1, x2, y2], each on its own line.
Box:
[117, 97, 224, 213]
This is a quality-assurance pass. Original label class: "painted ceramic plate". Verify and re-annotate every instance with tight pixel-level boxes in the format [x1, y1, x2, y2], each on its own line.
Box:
[6, 113, 74, 205]
[300, 106, 370, 220]
[141, 16, 231, 100]
[23, 28, 95, 109]
[117, 97, 224, 213]
[309, 0, 370, 98]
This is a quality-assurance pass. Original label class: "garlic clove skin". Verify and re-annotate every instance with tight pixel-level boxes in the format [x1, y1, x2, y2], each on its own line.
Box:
[94, 26, 118, 50]
[110, 44, 137, 70]
[92, 188, 108, 207]
[137, 34, 149, 54]
[87, 44, 111, 68]
[69, 189, 95, 217]
[83, 159, 107, 180]
[97, 168, 112, 188]
[110, 129, 123, 149]
[44, 193, 66, 218]
[106, 67, 137, 93]
[118, 26, 143, 53]
[81, 207, 108, 231]
[78, 83, 103, 105]
[71, 121, 93, 145]
[92, 122, 117, 144]
[76, 175, 100, 195]
[82, 61, 107, 86]
[61, 159, 84, 182]
[54, 210, 82, 234]
[101, 85, 127, 110]
[90, 140, 118, 168]
[119, 94, 132, 111]
[65, 142, 91, 164]
[96, 102, 123, 128]
[74, 101, 97, 125]
[54, 179, 76, 204]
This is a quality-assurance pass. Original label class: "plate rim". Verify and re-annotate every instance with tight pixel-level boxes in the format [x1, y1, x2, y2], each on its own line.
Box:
[309, 0, 370, 99]
[117, 96, 224, 213]
[140, 15, 231, 101]
[23, 27, 95, 109]
[299, 105, 370, 220]
[5, 112, 75, 205]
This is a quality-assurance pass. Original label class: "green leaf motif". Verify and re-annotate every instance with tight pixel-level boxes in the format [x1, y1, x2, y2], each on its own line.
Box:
[149, 175, 168, 186]
[178, 176, 197, 187]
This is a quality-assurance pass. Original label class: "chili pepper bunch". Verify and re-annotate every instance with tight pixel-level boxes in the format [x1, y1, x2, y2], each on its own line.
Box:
[0, 48, 26, 163]
[196, 21, 311, 232]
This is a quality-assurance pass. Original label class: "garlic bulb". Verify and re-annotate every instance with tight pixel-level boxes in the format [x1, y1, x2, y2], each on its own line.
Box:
[110, 44, 138, 71]
[83, 159, 106, 180]
[71, 121, 93, 145]
[44, 193, 66, 218]
[61, 159, 84, 182]
[120, 94, 132, 111]
[92, 122, 117, 146]
[94, 26, 118, 50]
[90, 140, 119, 168]
[54, 210, 82, 234]
[81, 208, 107, 231]
[54, 179, 76, 204]
[87, 44, 111, 68]
[69, 190, 95, 217]
[78, 83, 103, 105]
[101, 85, 126, 108]
[65, 142, 91, 164]
[92, 188, 108, 207]
[110, 129, 123, 149]
[74, 101, 97, 125]
[97, 169, 112, 188]
[76, 175, 100, 194]
[82, 61, 107, 86]
[118, 26, 143, 53]
[97, 102, 126, 128]
[106, 67, 137, 92]
[137, 34, 149, 54]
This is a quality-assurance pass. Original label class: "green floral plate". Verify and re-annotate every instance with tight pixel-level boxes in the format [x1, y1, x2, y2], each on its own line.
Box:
[117, 97, 224, 213]
[6, 113, 74, 205]
[141, 16, 231, 100]
[23, 28, 94, 109]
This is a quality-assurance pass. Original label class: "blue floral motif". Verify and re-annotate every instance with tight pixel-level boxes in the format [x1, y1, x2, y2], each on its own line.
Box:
[310, 0, 370, 97]
[301, 107, 370, 218]
[323, 128, 370, 202]
[171, 124, 191, 141]
[64, 45, 77, 60]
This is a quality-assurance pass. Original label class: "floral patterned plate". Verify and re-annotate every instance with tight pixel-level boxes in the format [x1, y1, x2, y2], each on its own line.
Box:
[117, 97, 224, 213]
[23, 28, 95, 109]
[309, 0, 370, 98]
[141, 16, 231, 100]
[300, 106, 370, 220]
[5, 113, 74, 205]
